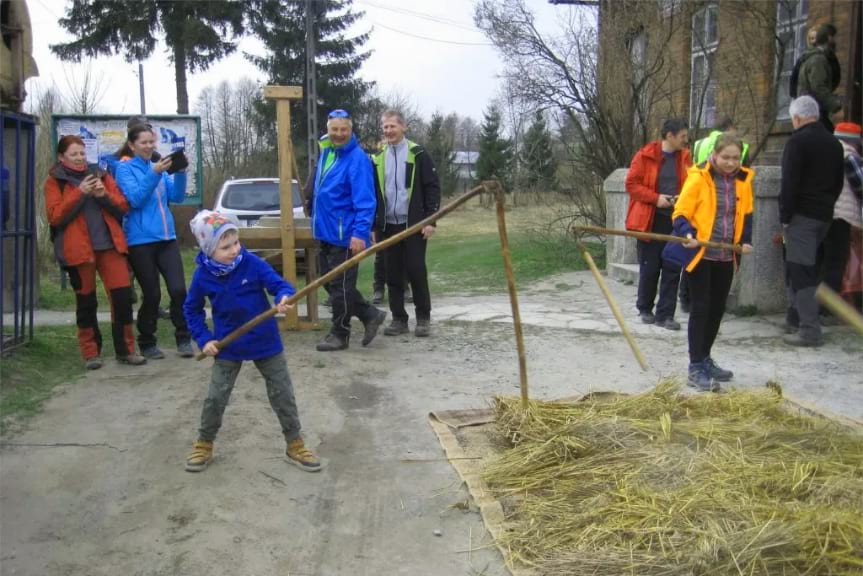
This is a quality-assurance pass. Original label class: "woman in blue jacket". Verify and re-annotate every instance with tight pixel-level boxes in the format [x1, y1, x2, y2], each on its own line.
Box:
[115, 124, 193, 359]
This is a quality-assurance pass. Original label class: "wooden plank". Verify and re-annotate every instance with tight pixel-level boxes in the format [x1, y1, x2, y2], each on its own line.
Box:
[239, 227, 314, 250]
[274, 99, 298, 327]
[263, 85, 303, 100]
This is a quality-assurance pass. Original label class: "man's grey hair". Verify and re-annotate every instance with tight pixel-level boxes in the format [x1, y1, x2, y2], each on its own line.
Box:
[789, 96, 820, 120]
[381, 109, 406, 125]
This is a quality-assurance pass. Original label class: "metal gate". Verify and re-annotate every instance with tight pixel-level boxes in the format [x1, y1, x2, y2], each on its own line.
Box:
[1, 111, 37, 354]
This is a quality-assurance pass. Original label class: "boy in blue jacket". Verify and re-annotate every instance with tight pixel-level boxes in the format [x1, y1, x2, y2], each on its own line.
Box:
[183, 210, 319, 473]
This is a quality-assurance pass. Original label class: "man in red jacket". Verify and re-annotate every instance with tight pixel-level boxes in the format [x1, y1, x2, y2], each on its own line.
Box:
[625, 119, 692, 329]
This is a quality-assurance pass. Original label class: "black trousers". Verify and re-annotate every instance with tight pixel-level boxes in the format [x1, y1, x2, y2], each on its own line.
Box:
[636, 213, 680, 320]
[382, 224, 431, 321]
[373, 250, 387, 291]
[820, 219, 851, 303]
[687, 259, 734, 363]
[318, 242, 379, 338]
[127, 239, 190, 348]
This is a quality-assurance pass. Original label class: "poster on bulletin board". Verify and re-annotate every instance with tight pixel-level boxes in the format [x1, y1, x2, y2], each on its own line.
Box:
[51, 114, 203, 206]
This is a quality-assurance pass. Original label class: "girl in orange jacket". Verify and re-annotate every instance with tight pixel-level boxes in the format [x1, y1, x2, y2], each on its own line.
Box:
[45, 135, 146, 368]
[667, 133, 754, 391]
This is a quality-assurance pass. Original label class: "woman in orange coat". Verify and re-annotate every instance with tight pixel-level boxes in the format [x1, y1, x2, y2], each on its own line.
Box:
[45, 135, 146, 369]
[666, 133, 754, 392]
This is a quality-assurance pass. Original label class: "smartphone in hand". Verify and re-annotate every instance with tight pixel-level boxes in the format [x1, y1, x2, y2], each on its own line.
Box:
[165, 149, 189, 174]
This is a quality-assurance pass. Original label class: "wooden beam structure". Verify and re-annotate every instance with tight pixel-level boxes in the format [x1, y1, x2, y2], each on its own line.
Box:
[255, 84, 315, 329]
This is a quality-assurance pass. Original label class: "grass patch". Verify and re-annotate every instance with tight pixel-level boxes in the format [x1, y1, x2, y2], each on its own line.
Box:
[1, 322, 174, 433]
[0, 325, 83, 429]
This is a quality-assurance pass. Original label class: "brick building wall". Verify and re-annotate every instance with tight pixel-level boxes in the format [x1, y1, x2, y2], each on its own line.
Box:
[598, 0, 861, 165]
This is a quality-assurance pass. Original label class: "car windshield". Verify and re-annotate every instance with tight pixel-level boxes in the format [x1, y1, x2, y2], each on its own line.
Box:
[221, 181, 302, 211]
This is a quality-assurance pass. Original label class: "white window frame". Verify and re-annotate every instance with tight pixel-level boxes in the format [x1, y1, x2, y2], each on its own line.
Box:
[689, 4, 719, 129]
[775, 0, 809, 119]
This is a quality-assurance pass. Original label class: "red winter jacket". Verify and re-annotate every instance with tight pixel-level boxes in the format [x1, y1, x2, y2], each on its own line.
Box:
[624, 141, 692, 233]
[45, 164, 130, 268]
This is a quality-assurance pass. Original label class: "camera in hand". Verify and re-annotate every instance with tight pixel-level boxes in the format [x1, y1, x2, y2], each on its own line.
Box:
[165, 149, 189, 174]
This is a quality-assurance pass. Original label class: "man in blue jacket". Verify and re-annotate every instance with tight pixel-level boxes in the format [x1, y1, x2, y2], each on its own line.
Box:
[309, 109, 387, 351]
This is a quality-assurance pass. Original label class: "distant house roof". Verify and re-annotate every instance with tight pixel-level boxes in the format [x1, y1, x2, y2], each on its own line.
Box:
[453, 151, 478, 165]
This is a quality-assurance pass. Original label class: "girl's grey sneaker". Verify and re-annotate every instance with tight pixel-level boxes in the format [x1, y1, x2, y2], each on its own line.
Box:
[117, 353, 147, 366]
[687, 361, 719, 392]
[85, 356, 103, 370]
[705, 357, 733, 381]
[141, 345, 165, 360]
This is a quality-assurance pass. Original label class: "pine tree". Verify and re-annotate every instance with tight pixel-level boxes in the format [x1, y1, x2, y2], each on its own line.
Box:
[424, 113, 458, 197]
[475, 105, 513, 190]
[521, 111, 557, 191]
[51, 1, 244, 114]
[246, 0, 372, 150]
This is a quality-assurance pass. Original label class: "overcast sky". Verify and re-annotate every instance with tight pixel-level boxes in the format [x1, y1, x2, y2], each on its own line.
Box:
[26, 0, 570, 122]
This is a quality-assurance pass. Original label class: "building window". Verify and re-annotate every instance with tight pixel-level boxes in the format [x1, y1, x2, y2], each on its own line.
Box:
[629, 29, 649, 136]
[690, 4, 718, 129]
[657, 0, 679, 17]
[775, 0, 809, 119]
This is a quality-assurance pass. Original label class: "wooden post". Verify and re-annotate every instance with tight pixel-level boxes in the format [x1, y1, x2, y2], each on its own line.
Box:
[494, 186, 530, 410]
[264, 85, 304, 329]
[577, 241, 649, 371]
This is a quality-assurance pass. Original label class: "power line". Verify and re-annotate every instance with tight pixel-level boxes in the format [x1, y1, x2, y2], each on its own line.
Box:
[358, 0, 480, 33]
[371, 21, 492, 46]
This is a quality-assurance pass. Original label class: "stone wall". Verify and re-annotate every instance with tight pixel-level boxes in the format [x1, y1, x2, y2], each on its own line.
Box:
[603, 167, 787, 313]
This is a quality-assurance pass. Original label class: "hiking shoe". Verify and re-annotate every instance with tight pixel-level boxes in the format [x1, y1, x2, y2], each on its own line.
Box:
[286, 438, 321, 472]
[384, 319, 409, 336]
[141, 345, 165, 360]
[85, 356, 103, 370]
[782, 333, 823, 348]
[415, 319, 431, 337]
[639, 311, 656, 325]
[372, 288, 385, 305]
[687, 362, 719, 392]
[117, 353, 147, 366]
[655, 317, 681, 331]
[784, 323, 798, 335]
[316, 333, 349, 352]
[177, 341, 194, 358]
[705, 356, 733, 382]
[362, 309, 387, 346]
[185, 440, 213, 472]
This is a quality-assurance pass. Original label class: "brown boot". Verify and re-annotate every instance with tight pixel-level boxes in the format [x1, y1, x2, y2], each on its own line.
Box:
[185, 440, 214, 472]
[286, 438, 321, 472]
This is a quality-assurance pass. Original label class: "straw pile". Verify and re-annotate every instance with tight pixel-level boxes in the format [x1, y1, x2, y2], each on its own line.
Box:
[483, 381, 863, 575]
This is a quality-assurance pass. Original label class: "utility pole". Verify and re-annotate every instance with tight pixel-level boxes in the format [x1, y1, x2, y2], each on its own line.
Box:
[305, 0, 319, 176]
[138, 60, 146, 114]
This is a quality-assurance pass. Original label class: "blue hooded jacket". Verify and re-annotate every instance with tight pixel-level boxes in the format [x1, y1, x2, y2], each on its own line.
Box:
[115, 156, 187, 246]
[311, 134, 376, 247]
[183, 248, 296, 361]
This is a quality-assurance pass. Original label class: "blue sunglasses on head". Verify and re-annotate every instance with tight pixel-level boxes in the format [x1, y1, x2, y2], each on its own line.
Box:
[328, 109, 350, 119]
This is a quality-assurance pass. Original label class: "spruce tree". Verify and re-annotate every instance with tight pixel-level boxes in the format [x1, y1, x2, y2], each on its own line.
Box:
[475, 105, 513, 190]
[51, 1, 244, 114]
[246, 0, 372, 149]
[424, 113, 458, 197]
[521, 110, 557, 191]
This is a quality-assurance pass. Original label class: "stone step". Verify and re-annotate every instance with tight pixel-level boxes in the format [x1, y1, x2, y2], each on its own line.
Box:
[608, 263, 639, 283]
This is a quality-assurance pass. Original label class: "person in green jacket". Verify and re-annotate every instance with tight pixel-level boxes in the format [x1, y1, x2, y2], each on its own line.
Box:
[692, 117, 749, 166]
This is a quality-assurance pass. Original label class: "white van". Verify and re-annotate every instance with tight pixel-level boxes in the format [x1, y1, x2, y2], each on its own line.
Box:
[213, 178, 304, 227]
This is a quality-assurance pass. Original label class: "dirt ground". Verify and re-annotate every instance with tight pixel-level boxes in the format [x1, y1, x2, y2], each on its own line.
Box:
[1, 270, 861, 576]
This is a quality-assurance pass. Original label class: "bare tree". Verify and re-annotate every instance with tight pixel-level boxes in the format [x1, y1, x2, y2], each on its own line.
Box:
[58, 61, 109, 115]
